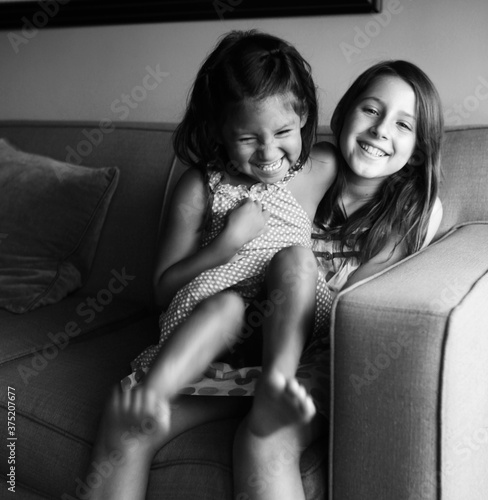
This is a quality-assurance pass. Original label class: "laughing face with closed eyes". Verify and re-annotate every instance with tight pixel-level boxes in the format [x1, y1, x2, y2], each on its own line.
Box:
[220, 93, 307, 185]
[339, 75, 418, 189]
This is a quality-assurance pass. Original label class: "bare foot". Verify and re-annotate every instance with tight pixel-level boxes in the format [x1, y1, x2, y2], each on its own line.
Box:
[98, 384, 171, 455]
[85, 384, 171, 500]
[247, 369, 316, 437]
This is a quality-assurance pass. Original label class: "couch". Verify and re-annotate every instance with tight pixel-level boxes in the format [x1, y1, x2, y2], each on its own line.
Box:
[0, 120, 487, 500]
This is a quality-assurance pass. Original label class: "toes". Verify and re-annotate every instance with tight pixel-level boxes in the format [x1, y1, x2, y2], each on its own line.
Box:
[120, 376, 132, 392]
[284, 378, 316, 420]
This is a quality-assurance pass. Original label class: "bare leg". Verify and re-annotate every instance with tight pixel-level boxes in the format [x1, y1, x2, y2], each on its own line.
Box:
[86, 291, 247, 500]
[86, 392, 251, 500]
[252, 246, 318, 436]
[234, 413, 326, 500]
[234, 246, 327, 499]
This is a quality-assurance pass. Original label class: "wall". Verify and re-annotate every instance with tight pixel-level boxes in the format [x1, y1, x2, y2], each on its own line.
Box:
[0, 0, 487, 127]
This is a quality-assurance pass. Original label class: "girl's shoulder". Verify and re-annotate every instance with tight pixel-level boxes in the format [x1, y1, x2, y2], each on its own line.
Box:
[306, 140, 339, 187]
[311, 140, 338, 160]
[176, 165, 206, 186]
[172, 167, 207, 202]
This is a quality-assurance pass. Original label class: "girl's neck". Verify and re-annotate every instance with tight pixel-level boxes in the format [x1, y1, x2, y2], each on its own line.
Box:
[343, 168, 382, 198]
[340, 170, 381, 218]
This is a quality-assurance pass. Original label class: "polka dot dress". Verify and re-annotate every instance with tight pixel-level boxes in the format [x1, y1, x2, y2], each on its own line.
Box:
[122, 164, 333, 416]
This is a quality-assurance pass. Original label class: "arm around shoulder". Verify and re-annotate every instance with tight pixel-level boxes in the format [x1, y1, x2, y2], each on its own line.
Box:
[306, 141, 339, 197]
[310, 141, 339, 180]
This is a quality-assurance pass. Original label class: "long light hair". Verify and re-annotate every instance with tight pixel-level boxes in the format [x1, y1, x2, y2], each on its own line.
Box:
[316, 60, 444, 262]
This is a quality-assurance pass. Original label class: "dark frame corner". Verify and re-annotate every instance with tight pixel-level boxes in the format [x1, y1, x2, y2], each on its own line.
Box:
[0, 0, 382, 30]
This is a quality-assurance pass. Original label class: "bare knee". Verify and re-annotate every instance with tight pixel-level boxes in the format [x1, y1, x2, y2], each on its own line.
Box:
[194, 292, 245, 324]
[267, 246, 318, 287]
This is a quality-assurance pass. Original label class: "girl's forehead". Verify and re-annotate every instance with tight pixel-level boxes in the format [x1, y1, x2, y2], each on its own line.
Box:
[223, 94, 302, 130]
[233, 93, 299, 115]
[359, 76, 416, 105]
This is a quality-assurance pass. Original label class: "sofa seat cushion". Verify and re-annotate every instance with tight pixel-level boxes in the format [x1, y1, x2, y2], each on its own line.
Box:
[0, 138, 119, 314]
[0, 313, 161, 499]
[0, 292, 147, 368]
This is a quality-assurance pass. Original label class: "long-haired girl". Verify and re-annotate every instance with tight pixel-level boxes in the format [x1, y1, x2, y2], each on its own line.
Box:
[314, 60, 443, 293]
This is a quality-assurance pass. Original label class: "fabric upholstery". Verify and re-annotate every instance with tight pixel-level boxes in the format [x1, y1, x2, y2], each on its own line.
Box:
[441, 269, 488, 500]
[329, 223, 488, 499]
[436, 127, 488, 237]
[0, 294, 146, 366]
[0, 122, 178, 310]
[0, 314, 160, 499]
[0, 138, 119, 313]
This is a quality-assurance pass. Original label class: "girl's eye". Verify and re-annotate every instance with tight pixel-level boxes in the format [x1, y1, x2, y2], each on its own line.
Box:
[398, 122, 412, 131]
[238, 137, 254, 143]
[363, 106, 379, 115]
[276, 129, 292, 136]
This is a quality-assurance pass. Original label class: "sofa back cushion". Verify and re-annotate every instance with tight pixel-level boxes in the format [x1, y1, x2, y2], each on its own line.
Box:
[0, 138, 119, 313]
[436, 126, 488, 237]
[0, 122, 179, 310]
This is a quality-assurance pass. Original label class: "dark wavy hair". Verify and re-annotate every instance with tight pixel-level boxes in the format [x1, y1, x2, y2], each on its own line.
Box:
[315, 60, 444, 263]
[173, 30, 318, 172]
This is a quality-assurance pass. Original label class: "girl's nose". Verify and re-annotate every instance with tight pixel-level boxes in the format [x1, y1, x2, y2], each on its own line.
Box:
[257, 138, 277, 159]
[370, 118, 389, 139]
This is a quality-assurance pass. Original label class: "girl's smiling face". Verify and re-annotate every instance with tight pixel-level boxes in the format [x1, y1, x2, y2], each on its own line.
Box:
[220, 94, 306, 184]
[339, 75, 417, 186]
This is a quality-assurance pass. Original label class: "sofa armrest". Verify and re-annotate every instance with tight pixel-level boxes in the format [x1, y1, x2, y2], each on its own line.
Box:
[329, 222, 488, 500]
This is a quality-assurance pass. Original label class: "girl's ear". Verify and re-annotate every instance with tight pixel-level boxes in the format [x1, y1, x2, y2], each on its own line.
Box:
[300, 110, 308, 128]
[408, 148, 425, 166]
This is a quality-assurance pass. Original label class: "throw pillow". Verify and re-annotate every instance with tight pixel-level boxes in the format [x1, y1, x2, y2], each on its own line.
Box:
[0, 138, 119, 313]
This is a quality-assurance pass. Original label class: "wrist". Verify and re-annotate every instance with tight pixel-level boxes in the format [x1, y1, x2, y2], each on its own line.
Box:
[211, 230, 241, 262]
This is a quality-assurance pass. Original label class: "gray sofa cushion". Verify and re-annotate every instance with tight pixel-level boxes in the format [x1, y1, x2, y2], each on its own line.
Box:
[0, 138, 119, 313]
[0, 294, 147, 367]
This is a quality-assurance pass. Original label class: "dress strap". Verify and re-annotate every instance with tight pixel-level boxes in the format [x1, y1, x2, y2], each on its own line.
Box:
[206, 160, 303, 194]
[207, 169, 225, 193]
[277, 160, 303, 186]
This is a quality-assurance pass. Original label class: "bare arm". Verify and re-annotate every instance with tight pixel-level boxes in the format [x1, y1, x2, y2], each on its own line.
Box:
[291, 141, 338, 221]
[421, 197, 443, 249]
[153, 168, 269, 309]
[343, 197, 443, 289]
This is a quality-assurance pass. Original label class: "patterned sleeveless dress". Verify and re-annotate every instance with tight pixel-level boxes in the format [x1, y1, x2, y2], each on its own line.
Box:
[122, 163, 333, 415]
[312, 224, 361, 295]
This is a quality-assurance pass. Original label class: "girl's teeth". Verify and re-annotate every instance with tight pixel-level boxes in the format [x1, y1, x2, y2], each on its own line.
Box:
[257, 158, 283, 172]
[360, 143, 387, 157]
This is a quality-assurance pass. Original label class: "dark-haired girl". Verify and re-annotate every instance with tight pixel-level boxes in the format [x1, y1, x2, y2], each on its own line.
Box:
[86, 30, 336, 500]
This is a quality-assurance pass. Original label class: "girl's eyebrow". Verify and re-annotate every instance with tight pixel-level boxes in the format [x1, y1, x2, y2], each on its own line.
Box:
[275, 120, 295, 130]
[359, 96, 417, 121]
[234, 120, 296, 135]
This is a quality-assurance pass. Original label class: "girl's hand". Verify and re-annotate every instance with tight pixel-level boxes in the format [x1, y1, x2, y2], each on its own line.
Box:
[224, 198, 270, 250]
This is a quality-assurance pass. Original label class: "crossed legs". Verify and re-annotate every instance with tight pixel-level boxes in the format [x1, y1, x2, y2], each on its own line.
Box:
[85, 246, 327, 500]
